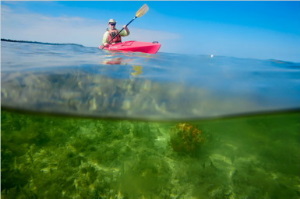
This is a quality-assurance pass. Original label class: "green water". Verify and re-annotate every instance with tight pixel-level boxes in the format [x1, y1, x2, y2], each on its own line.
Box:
[1, 109, 300, 199]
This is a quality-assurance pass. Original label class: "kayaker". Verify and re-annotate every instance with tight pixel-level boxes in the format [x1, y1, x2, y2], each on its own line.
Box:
[102, 19, 130, 47]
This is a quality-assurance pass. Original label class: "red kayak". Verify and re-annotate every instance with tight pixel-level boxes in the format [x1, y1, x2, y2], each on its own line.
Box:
[100, 41, 161, 54]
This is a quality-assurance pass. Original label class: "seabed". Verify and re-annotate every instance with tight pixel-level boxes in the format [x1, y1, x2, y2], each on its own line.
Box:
[2, 110, 299, 199]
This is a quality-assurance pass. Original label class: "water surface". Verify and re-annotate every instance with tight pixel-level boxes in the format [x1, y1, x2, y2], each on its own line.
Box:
[2, 39, 299, 120]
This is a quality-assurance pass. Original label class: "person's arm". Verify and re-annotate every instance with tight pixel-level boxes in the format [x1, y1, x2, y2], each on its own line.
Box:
[102, 31, 109, 46]
[119, 26, 130, 36]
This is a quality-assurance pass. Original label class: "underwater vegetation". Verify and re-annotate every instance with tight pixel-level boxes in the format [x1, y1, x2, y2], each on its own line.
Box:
[1, 109, 300, 199]
[170, 123, 205, 155]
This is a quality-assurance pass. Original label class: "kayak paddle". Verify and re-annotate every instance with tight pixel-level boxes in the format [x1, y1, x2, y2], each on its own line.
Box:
[102, 4, 149, 49]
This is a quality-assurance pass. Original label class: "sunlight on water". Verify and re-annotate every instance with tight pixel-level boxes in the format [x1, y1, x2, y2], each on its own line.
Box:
[1, 39, 300, 198]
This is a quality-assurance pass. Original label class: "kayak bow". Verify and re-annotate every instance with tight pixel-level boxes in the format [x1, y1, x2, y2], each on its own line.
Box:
[101, 41, 161, 54]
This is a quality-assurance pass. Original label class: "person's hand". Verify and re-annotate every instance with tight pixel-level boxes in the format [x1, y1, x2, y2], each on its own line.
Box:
[123, 25, 127, 29]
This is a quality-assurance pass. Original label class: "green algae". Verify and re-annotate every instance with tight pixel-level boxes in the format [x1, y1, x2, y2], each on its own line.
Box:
[1, 109, 300, 198]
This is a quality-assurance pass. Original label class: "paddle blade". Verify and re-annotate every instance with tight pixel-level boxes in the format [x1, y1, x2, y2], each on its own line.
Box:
[135, 4, 149, 18]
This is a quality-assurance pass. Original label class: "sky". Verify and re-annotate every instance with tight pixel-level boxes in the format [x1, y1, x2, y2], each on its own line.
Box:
[1, 1, 300, 62]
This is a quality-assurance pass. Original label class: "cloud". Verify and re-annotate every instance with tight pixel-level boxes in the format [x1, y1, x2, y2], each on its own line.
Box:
[1, 5, 106, 46]
[1, 5, 180, 49]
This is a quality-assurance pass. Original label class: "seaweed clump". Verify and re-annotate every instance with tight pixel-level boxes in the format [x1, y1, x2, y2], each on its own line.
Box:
[170, 123, 205, 155]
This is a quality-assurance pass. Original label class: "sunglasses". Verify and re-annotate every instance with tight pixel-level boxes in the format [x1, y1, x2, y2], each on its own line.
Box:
[109, 23, 116, 26]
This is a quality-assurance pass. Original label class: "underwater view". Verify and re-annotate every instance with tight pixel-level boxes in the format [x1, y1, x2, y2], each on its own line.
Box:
[1, 39, 300, 198]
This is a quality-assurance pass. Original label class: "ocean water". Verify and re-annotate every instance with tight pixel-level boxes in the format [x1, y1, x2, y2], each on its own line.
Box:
[1, 39, 300, 198]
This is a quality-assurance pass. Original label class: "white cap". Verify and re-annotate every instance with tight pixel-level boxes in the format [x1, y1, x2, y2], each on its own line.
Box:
[108, 19, 117, 23]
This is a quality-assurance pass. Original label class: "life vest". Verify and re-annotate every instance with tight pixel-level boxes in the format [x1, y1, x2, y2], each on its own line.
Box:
[107, 29, 121, 44]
